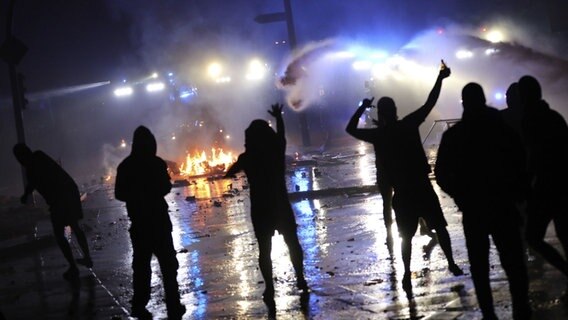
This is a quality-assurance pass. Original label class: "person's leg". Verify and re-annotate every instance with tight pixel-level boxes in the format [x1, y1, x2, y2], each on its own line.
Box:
[463, 219, 497, 319]
[377, 176, 393, 228]
[69, 220, 93, 268]
[51, 219, 79, 280]
[433, 226, 463, 275]
[553, 211, 568, 260]
[401, 234, 413, 291]
[257, 234, 274, 297]
[282, 226, 308, 290]
[419, 218, 435, 237]
[492, 221, 531, 320]
[130, 232, 153, 313]
[154, 231, 185, 319]
[526, 208, 568, 276]
[392, 194, 418, 291]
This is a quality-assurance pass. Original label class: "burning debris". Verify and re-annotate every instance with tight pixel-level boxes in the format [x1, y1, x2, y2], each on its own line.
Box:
[179, 148, 236, 177]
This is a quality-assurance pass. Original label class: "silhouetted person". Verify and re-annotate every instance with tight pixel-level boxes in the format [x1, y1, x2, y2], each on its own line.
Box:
[435, 83, 531, 320]
[13, 143, 92, 282]
[346, 62, 462, 291]
[360, 124, 433, 248]
[519, 75, 568, 277]
[114, 126, 185, 319]
[501, 82, 523, 137]
[225, 103, 308, 316]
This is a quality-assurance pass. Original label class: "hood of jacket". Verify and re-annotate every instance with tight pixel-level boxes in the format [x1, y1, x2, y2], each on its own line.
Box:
[131, 126, 157, 157]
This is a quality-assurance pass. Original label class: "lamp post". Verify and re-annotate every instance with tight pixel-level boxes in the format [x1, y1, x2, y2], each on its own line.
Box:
[1, 0, 28, 185]
[255, 0, 311, 147]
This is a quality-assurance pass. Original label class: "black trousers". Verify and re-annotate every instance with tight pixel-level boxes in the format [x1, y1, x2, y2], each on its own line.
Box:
[461, 206, 530, 319]
[130, 227, 180, 308]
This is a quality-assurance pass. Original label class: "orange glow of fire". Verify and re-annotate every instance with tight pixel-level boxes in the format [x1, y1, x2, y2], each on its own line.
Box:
[179, 148, 237, 176]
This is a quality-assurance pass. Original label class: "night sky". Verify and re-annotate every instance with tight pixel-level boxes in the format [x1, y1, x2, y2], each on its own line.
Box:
[1, 0, 558, 90]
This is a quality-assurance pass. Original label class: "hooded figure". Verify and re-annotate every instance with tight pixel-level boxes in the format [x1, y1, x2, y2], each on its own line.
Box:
[115, 126, 185, 319]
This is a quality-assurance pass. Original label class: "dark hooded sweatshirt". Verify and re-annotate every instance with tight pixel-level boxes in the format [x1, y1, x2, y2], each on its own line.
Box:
[115, 126, 173, 233]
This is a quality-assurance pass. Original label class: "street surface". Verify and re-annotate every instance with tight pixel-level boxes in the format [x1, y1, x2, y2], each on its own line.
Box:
[1, 142, 567, 319]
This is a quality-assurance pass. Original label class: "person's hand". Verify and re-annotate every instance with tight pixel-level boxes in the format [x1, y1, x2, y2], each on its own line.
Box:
[360, 97, 374, 109]
[439, 59, 451, 79]
[20, 194, 28, 204]
[268, 103, 284, 118]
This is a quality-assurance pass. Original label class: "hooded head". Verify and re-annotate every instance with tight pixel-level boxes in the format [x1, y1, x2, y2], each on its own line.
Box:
[131, 126, 157, 156]
[461, 82, 486, 112]
[13, 143, 33, 166]
[506, 82, 521, 111]
[376, 97, 397, 125]
[245, 119, 276, 152]
[518, 75, 542, 108]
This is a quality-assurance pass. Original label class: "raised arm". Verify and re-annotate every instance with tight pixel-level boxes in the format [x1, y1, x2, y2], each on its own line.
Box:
[406, 61, 451, 124]
[268, 103, 285, 139]
[346, 98, 376, 142]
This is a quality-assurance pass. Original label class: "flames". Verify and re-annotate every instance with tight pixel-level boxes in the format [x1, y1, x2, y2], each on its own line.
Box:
[179, 148, 237, 177]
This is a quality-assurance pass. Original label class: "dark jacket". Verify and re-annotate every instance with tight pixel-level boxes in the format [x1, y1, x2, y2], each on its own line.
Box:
[522, 100, 568, 185]
[25, 151, 80, 207]
[115, 126, 172, 232]
[435, 106, 528, 211]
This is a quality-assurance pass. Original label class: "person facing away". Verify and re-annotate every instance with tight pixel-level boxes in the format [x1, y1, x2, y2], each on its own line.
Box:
[225, 103, 308, 315]
[346, 61, 462, 292]
[501, 82, 523, 137]
[519, 75, 568, 278]
[13, 143, 92, 282]
[435, 83, 531, 320]
[114, 126, 185, 319]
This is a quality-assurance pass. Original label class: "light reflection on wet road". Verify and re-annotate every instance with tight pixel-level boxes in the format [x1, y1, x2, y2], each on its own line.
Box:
[2, 144, 568, 319]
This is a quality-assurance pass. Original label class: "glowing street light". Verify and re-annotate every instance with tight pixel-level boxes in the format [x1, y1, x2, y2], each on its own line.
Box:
[455, 50, 474, 59]
[114, 86, 133, 97]
[245, 59, 267, 80]
[207, 62, 222, 78]
[146, 82, 165, 92]
[485, 30, 504, 43]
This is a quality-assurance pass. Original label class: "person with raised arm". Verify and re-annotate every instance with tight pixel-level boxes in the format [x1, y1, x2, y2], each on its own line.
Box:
[225, 103, 308, 317]
[346, 61, 462, 292]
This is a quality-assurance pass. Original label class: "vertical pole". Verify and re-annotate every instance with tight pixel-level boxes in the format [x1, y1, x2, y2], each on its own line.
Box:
[283, 0, 311, 147]
[6, 0, 28, 185]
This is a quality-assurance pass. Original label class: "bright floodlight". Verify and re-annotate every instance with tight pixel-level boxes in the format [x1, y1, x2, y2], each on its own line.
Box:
[151, 72, 158, 79]
[208, 63, 222, 78]
[246, 59, 267, 80]
[146, 82, 165, 92]
[486, 30, 504, 43]
[455, 50, 474, 59]
[494, 92, 504, 100]
[114, 86, 133, 97]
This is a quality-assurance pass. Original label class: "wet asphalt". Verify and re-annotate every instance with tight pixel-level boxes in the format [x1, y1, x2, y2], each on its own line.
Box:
[1, 143, 567, 319]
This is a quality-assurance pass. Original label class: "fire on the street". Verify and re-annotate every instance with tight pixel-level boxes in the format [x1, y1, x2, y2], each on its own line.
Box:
[179, 148, 237, 177]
